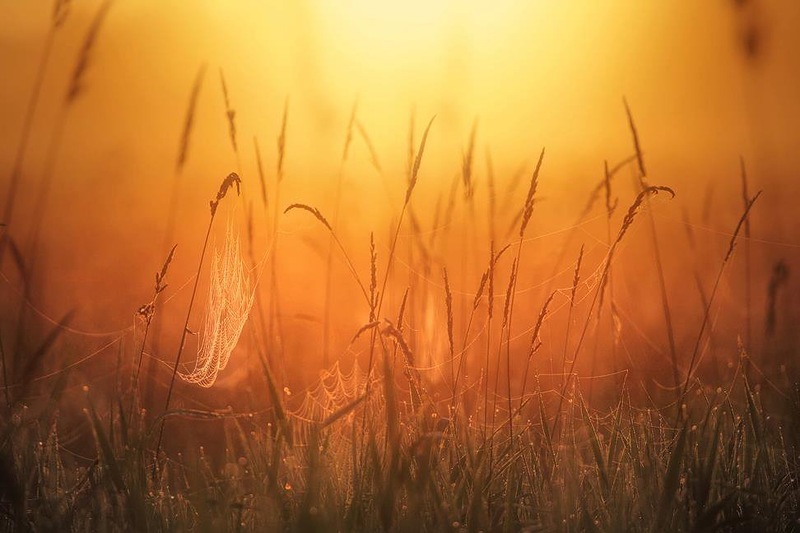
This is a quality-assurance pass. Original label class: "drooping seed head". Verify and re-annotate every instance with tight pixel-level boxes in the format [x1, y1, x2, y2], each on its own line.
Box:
[210, 172, 242, 216]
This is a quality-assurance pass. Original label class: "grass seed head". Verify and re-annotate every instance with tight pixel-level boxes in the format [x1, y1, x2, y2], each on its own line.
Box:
[356, 120, 383, 174]
[176, 64, 206, 173]
[462, 118, 478, 202]
[724, 190, 762, 262]
[210, 172, 242, 215]
[615, 185, 675, 246]
[623, 97, 647, 182]
[443, 267, 454, 360]
[65, 0, 113, 104]
[219, 69, 238, 153]
[405, 115, 436, 204]
[571, 244, 585, 305]
[277, 97, 289, 183]
[283, 203, 332, 232]
[473, 270, 489, 311]
[370, 232, 377, 320]
[52, 0, 71, 28]
[342, 99, 358, 163]
[254, 136, 268, 207]
[519, 147, 545, 237]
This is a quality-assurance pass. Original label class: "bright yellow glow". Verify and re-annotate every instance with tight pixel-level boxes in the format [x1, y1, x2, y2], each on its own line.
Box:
[0, 0, 798, 390]
[321, 1, 454, 59]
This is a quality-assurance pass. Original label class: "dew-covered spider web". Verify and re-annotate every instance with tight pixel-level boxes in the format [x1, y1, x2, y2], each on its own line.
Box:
[288, 360, 384, 446]
[179, 220, 255, 387]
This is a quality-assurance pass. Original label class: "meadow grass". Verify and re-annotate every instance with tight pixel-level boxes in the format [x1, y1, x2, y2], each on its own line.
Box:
[2, 136, 797, 532]
[1, 18, 798, 532]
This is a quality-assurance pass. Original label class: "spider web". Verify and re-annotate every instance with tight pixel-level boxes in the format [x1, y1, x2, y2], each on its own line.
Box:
[288, 360, 383, 446]
[179, 221, 255, 387]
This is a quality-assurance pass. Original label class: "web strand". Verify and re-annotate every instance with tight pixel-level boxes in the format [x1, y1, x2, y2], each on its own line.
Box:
[179, 220, 255, 387]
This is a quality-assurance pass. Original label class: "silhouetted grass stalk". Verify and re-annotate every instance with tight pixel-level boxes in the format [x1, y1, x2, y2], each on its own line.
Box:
[129, 245, 176, 422]
[26, 0, 113, 272]
[500, 147, 544, 441]
[323, 101, 358, 367]
[267, 99, 289, 377]
[365, 115, 436, 391]
[153, 172, 241, 469]
[740, 158, 753, 354]
[552, 185, 675, 435]
[145, 63, 206, 413]
[0, 0, 67, 267]
[678, 190, 762, 413]
[623, 99, 680, 398]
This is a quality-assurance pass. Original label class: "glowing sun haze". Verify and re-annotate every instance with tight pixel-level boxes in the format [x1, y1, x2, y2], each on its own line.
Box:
[0, 0, 798, 345]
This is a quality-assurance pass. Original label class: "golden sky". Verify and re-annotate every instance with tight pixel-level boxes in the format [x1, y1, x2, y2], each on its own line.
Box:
[1, 0, 798, 337]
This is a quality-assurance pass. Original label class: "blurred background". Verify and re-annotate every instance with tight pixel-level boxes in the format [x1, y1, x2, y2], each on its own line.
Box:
[0, 1, 798, 407]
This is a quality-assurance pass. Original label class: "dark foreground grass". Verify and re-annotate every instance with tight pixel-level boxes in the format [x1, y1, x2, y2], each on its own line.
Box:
[1, 369, 799, 531]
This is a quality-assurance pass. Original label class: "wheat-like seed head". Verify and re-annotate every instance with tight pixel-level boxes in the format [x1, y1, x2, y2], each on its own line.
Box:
[603, 160, 617, 218]
[473, 270, 489, 311]
[350, 321, 380, 344]
[382, 320, 422, 410]
[65, 0, 113, 104]
[219, 69, 238, 153]
[356, 120, 383, 175]
[615, 186, 675, 246]
[519, 147, 545, 238]
[341, 100, 358, 163]
[571, 244, 585, 305]
[623, 97, 647, 183]
[210, 173, 242, 216]
[443, 267, 454, 359]
[526, 291, 556, 361]
[397, 287, 409, 332]
[176, 65, 206, 173]
[276, 98, 289, 183]
[461, 118, 478, 202]
[405, 115, 436, 205]
[369, 232, 377, 320]
[500, 257, 518, 333]
[284, 203, 332, 232]
[137, 244, 176, 325]
[52, 0, 71, 28]
[253, 137, 268, 208]
[724, 190, 762, 263]
[487, 241, 496, 319]
[156, 244, 177, 294]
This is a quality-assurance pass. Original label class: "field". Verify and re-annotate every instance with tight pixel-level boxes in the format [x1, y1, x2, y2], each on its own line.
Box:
[1, 2, 800, 532]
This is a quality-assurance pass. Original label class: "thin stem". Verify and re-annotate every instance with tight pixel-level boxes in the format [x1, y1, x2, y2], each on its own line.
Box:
[451, 304, 476, 414]
[0, 333, 10, 408]
[0, 26, 56, 267]
[128, 321, 151, 422]
[677, 191, 761, 419]
[24, 109, 69, 277]
[153, 211, 217, 470]
[323, 101, 357, 367]
[552, 186, 675, 436]
[642, 194, 679, 398]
